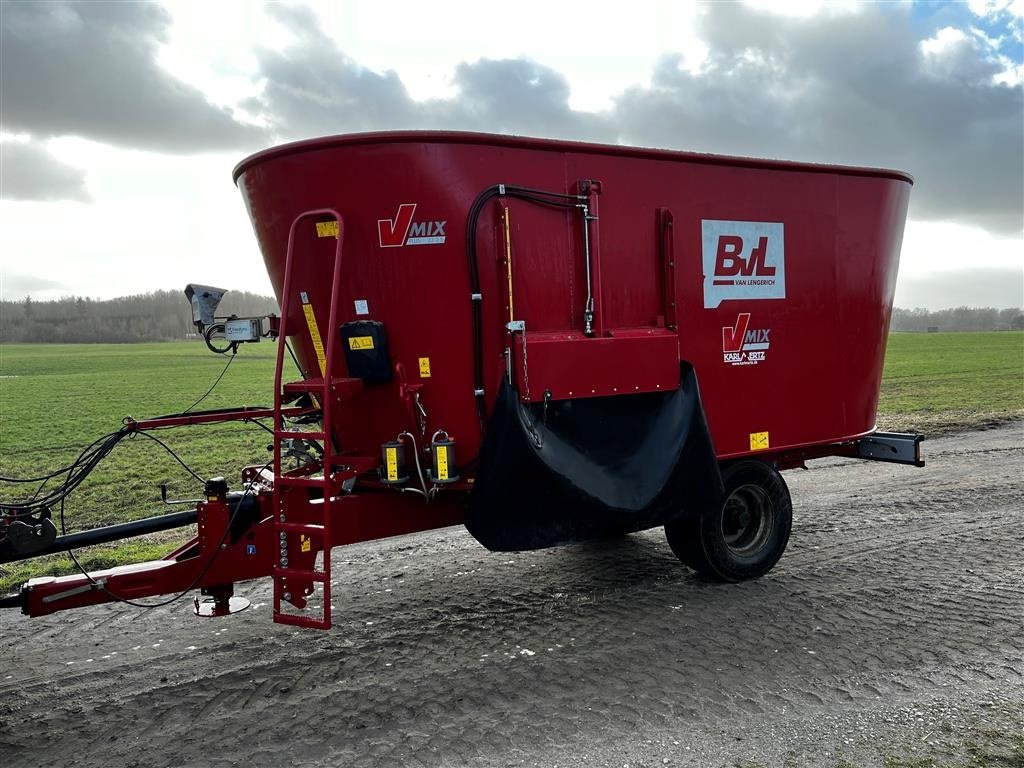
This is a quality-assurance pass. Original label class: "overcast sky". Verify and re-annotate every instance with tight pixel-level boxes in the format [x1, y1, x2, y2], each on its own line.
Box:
[1, 0, 1021, 309]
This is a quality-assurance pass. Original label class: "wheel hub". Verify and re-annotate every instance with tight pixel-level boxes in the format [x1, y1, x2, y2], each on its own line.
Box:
[721, 484, 774, 557]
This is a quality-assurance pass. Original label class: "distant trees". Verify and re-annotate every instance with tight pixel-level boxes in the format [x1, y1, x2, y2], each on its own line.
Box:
[0, 295, 1020, 343]
[0, 290, 279, 343]
[890, 306, 1024, 333]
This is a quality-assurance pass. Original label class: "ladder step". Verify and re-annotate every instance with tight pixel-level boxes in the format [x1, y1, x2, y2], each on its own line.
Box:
[273, 611, 332, 630]
[283, 377, 363, 393]
[271, 209, 348, 634]
[283, 378, 320, 392]
[276, 430, 325, 440]
[274, 566, 329, 582]
[276, 475, 329, 488]
[276, 522, 325, 535]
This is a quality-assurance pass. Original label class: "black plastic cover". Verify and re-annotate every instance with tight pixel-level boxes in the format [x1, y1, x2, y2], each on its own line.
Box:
[466, 363, 722, 551]
[339, 320, 392, 382]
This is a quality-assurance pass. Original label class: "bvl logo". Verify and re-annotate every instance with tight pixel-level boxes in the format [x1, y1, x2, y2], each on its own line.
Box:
[378, 203, 447, 247]
[702, 220, 785, 308]
[722, 313, 771, 366]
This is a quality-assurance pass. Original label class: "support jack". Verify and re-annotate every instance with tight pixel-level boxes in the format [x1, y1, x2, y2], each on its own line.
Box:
[193, 585, 250, 618]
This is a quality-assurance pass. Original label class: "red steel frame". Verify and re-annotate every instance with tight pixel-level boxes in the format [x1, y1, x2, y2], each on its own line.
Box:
[18, 470, 465, 618]
[15, 409, 877, 622]
[13, 132, 916, 626]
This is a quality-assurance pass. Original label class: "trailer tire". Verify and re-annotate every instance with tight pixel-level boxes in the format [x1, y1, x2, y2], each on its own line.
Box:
[665, 460, 791, 581]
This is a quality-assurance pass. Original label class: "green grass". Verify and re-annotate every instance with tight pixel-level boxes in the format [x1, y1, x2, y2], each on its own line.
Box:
[0, 540, 180, 592]
[1, 332, 1022, 593]
[1, 341, 281, 592]
[878, 331, 1024, 433]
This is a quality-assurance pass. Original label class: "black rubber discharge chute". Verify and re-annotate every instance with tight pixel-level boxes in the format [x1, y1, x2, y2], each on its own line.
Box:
[466, 363, 722, 551]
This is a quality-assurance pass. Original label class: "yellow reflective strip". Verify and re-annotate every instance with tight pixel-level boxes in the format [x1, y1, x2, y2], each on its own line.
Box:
[301, 303, 327, 375]
[503, 206, 514, 323]
[385, 446, 399, 481]
[435, 444, 449, 481]
[316, 221, 339, 239]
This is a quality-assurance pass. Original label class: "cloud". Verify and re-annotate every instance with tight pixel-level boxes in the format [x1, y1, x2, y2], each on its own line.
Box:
[444, 58, 609, 139]
[0, 1, 264, 153]
[248, 4, 607, 140]
[248, 5, 416, 135]
[0, 140, 91, 203]
[248, 3, 1021, 237]
[614, 4, 1023, 234]
[895, 267, 1024, 309]
[0, 272, 66, 301]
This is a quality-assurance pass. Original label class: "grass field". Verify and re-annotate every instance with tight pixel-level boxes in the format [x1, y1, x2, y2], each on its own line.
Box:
[877, 331, 1024, 433]
[1, 332, 1022, 592]
[0, 342, 280, 591]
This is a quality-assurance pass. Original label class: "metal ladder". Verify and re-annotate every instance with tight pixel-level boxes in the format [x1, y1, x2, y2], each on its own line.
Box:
[271, 209, 345, 629]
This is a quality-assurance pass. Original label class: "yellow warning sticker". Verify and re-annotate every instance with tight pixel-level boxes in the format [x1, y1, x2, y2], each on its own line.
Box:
[385, 446, 399, 481]
[435, 444, 449, 481]
[300, 535, 311, 553]
[301, 301, 327, 375]
[418, 357, 431, 378]
[316, 221, 339, 239]
[348, 336, 375, 351]
[749, 431, 770, 451]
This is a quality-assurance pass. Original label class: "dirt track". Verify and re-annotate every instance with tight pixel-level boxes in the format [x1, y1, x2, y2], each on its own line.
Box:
[2, 423, 1022, 768]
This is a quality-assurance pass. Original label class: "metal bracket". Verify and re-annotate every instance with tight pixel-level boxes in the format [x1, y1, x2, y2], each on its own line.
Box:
[42, 578, 107, 605]
[159, 483, 203, 506]
[857, 432, 925, 467]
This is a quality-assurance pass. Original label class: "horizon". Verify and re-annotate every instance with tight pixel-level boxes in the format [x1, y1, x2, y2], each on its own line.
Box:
[1, 288, 1022, 313]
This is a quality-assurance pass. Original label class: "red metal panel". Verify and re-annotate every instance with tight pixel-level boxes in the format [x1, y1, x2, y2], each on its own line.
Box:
[234, 132, 911, 465]
[234, 132, 913, 186]
[499, 199, 583, 333]
[514, 330, 680, 402]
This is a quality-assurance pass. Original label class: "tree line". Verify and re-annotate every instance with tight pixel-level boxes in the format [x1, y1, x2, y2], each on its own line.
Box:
[0, 290, 280, 343]
[890, 306, 1023, 332]
[0, 294, 1020, 343]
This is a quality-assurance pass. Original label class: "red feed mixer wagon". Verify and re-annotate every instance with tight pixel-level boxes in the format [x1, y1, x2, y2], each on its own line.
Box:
[1, 132, 923, 629]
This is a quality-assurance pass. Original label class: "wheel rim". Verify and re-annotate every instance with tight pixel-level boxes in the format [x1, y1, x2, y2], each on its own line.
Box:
[720, 484, 774, 557]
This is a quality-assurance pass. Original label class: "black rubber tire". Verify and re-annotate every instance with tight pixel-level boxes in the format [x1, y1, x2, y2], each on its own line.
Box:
[665, 511, 703, 570]
[665, 460, 792, 582]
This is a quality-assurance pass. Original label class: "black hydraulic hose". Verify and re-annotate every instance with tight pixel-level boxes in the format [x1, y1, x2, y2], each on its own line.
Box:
[0, 508, 199, 564]
[0, 429, 130, 515]
[464, 183, 586, 434]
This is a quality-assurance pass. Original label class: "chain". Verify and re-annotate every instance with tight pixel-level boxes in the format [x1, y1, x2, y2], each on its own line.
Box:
[519, 328, 530, 401]
[520, 328, 544, 448]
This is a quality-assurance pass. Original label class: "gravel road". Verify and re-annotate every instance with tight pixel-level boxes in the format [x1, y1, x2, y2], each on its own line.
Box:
[2, 422, 1021, 768]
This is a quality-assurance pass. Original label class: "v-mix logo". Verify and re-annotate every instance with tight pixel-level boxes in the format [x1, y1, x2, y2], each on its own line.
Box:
[378, 203, 447, 247]
[722, 313, 771, 366]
